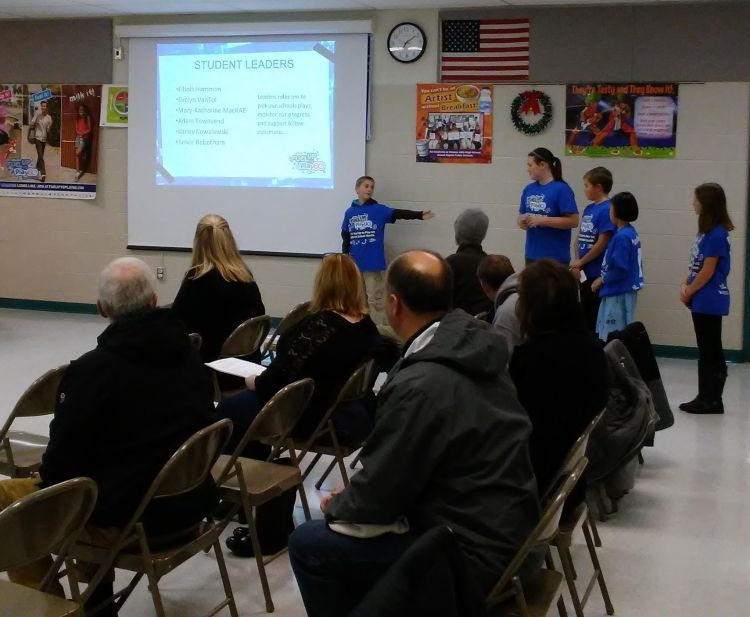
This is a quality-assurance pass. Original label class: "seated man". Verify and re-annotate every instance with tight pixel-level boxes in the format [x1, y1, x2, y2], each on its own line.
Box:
[0, 257, 218, 612]
[478, 254, 522, 357]
[446, 208, 493, 317]
[288, 250, 539, 617]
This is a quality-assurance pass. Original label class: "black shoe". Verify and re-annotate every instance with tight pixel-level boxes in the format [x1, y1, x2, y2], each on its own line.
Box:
[679, 396, 703, 412]
[682, 399, 724, 414]
[226, 527, 255, 557]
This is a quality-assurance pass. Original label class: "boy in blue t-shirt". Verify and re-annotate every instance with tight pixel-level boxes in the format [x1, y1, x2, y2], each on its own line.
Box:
[341, 176, 434, 324]
[571, 167, 617, 330]
[591, 192, 644, 342]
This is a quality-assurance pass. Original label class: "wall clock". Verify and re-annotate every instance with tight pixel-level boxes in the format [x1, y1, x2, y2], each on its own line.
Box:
[388, 22, 426, 63]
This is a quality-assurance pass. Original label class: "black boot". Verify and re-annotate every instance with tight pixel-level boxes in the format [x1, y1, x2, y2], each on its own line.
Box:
[683, 371, 726, 415]
[680, 359, 708, 412]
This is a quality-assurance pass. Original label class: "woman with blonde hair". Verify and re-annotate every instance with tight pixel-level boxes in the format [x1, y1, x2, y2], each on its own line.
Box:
[217, 253, 394, 457]
[172, 214, 265, 362]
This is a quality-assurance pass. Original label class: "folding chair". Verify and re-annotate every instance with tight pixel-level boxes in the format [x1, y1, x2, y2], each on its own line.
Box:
[0, 477, 98, 617]
[212, 378, 315, 613]
[210, 315, 272, 401]
[260, 301, 311, 362]
[67, 419, 238, 617]
[0, 364, 68, 478]
[486, 457, 588, 617]
[542, 411, 614, 617]
[290, 360, 377, 491]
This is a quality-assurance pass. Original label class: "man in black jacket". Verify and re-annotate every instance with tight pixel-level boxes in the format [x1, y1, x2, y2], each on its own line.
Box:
[288, 250, 539, 617]
[1, 257, 218, 611]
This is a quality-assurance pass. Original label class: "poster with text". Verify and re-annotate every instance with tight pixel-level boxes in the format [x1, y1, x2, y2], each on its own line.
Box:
[0, 84, 101, 199]
[416, 83, 493, 164]
[100, 84, 128, 127]
[565, 83, 678, 158]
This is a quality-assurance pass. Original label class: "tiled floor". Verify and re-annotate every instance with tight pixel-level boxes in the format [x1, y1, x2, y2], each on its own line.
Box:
[1, 307, 749, 616]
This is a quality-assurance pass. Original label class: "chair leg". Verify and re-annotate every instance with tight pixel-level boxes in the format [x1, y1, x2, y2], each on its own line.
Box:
[298, 481, 312, 521]
[558, 546, 585, 617]
[138, 538, 167, 617]
[314, 458, 337, 491]
[587, 509, 603, 547]
[545, 549, 569, 617]
[246, 503, 274, 613]
[214, 538, 240, 617]
[511, 576, 531, 617]
[582, 520, 615, 615]
[328, 429, 349, 487]
[301, 453, 323, 481]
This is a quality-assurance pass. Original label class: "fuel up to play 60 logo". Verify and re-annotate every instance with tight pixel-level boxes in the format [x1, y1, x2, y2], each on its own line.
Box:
[288, 150, 326, 174]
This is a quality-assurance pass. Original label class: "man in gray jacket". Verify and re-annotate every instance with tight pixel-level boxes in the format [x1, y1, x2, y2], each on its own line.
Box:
[289, 250, 539, 617]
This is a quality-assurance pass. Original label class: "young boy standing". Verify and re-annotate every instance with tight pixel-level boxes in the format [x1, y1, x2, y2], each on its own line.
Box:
[341, 176, 434, 324]
[571, 167, 616, 330]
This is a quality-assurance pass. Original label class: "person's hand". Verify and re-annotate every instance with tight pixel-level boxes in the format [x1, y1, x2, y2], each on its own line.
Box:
[569, 266, 581, 282]
[527, 215, 544, 229]
[422, 210, 435, 220]
[591, 277, 603, 294]
[320, 491, 339, 513]
[518, 215, 530, 230]
[570, 259, 583, 271]
[680, 284, 692, 306]
[244, 375, 256, 390]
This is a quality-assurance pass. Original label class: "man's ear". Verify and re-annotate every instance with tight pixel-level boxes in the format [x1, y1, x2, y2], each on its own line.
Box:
[150, 292, 159, 307]
[479, 280, 494, 300]
[95, 300, 108, 319]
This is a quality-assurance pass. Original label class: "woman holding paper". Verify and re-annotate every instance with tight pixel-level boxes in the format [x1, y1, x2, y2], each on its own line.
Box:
[172, 214, 265, 363]
[216, 253, 394, 456]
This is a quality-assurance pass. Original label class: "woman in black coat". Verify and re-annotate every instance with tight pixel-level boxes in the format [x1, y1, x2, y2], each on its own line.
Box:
[509, 259, 607, 502]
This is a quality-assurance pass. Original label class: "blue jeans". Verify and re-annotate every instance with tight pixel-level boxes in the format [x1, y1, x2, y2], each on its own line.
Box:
[288, 519, 416, 617]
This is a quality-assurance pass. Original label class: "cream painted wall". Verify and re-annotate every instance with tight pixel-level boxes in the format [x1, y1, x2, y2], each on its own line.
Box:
[0, 8, 746, 351]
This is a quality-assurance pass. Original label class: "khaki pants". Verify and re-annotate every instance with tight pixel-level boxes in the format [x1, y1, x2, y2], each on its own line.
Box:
[363, 270, 387, 326]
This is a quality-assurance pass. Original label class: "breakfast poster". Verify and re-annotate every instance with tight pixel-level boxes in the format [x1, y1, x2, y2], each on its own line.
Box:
[416, 83, 493, 164]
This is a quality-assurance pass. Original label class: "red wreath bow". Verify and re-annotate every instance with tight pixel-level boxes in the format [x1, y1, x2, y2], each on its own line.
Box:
[519, 91, 543, 115]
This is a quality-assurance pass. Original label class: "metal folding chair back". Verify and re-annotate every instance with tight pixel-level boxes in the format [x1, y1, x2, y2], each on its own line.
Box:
[214, 378, 315, 485]
[295, 359, 377, 489]
[211, 379, 315, 613]
[486, 457, 588, 616]
[68, 419, 238, 617]
[0, 364, 68, 478]
[0, 477, 97, 593]
[219, 315, 271, 359]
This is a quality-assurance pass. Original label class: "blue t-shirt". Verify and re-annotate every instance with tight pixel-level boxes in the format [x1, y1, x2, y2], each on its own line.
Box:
[600, 225, 644, 298]
[578, 199, 616, 280]
[519, 180, 578, 264]
[687, 225, 731, 316]
[341, 200, 395, 272]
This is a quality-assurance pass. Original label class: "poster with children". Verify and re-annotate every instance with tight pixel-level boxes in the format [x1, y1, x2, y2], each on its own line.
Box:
[565, 83, 678, 158]
[416, 83, 493, 164]
[0, 84, 101, 199]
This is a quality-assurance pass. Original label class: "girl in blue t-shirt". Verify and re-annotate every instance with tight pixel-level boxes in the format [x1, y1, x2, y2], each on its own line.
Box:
[517, 147, 579, 265]
[679, 183, 734, 415]
[591, 192, 644, 341]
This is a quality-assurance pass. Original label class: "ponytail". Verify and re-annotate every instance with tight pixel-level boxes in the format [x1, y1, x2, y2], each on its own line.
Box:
[529, 147, 564, 182]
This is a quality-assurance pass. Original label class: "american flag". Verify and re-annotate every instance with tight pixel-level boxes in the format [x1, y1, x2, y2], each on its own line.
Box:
[441, 19, 530, 82]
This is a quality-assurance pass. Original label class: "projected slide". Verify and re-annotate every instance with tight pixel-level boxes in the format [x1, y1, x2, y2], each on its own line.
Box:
[156, 40, 335, 188]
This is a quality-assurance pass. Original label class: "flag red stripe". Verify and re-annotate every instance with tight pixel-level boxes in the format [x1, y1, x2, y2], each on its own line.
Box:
[441, 75, 529, 81]
[480, 37, 529, 44]
[479, 28, 529, 35]
[441, 65, 529, 71]
[473, 46, 529, 53]
[442, 56, 529, 63]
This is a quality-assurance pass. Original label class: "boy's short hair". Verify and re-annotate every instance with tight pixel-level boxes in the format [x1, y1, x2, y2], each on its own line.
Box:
[611, 191, 639, 222]
[477, 255, 514, 291]
[355, 175, 374, 189]
[583, 167, 613, 193]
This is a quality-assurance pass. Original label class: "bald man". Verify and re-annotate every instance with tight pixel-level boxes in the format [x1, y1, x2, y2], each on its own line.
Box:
[289, 250, 540, 616]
